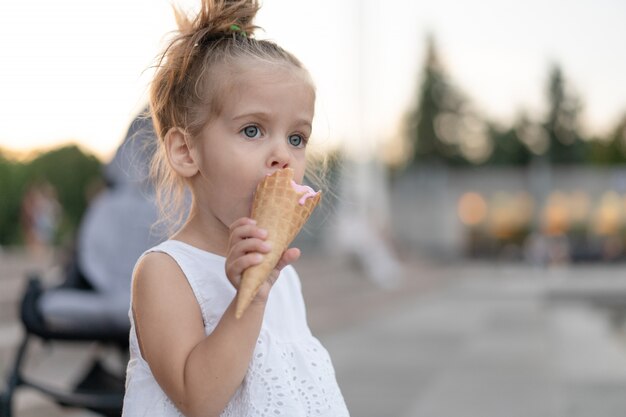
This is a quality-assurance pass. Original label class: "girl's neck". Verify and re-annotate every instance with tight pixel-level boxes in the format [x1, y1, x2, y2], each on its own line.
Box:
[171, 208, 230, 257]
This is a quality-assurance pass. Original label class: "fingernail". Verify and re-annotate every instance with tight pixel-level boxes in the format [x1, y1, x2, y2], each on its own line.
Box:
[261, 242, 272, 251]
[254, 253, 264, 262]
[259, 228, 268, 237]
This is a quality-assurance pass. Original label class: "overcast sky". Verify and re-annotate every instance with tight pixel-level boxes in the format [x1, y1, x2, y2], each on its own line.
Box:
[1, 0, 625, 160]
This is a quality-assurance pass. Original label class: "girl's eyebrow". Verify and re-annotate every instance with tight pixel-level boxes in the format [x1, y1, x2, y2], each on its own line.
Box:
[294, 120, 313, 131]
[232, 112, 312, 131]
[232, 111, 270, 122]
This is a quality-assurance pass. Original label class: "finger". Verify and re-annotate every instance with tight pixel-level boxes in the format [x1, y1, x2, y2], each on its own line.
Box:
[230, 238, 272, 258]
[274, 247, 301, 272]
[225, 253, 264, 285]
[229, 217, 256, 232]
[230, 224, 268, 243]
[266, 248, 301, 286]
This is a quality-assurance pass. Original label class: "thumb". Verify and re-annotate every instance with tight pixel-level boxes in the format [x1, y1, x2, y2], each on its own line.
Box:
[275, 247, 301, 272]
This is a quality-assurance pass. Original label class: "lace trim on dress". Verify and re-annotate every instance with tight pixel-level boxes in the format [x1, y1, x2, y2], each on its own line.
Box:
[221, 336, 349, 417]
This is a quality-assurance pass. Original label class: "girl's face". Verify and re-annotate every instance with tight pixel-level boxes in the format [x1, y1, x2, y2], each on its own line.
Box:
[189, 63, 315, 229]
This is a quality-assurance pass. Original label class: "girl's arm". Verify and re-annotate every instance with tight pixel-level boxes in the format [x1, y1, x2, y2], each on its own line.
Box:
[132, 218, 299, 417]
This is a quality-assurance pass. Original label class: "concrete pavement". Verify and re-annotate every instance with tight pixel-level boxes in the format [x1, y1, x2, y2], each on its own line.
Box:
[306, 262, 626, 417]
[3, 249, 626, 416]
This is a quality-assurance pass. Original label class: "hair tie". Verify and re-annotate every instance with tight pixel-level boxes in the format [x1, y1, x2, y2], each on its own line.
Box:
[229, 24, 248, 38]
[194, 24, 249, 49]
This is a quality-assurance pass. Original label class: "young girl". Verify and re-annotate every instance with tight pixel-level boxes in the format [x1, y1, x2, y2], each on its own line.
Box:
[122, 1, 349, 416]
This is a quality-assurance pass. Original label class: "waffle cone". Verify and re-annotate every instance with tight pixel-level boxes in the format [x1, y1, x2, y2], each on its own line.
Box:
[235, 168, 321, 318]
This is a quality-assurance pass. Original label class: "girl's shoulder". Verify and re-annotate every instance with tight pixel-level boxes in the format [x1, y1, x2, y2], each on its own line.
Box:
[134, 240, 234, 321]
[136, 240, 225, 275]
[143, 239, 225, 262]
[132, 240, 226, 296]
[131, 247, 190, 296]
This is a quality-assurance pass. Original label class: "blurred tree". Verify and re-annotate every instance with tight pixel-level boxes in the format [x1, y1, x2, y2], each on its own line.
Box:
[407, 35, 470, 165]
[543, 64, 587, 164]
[401, 41, 621, 168]
[587, 139, 620, 165]
[609, 114, 626, 161]
[0, 153, 27, 245]
[486, 122, 532, 166]
[587, 113, 626, 165]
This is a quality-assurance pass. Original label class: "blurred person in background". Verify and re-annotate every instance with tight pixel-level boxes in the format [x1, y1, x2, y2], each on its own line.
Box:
[20, 180, 61, 257]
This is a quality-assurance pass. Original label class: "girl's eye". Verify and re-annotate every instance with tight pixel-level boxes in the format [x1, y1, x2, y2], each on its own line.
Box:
[288, 134, 304, 148]
[242, 125, 261, 139]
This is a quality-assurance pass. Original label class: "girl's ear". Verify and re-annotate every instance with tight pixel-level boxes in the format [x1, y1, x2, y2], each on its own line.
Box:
[165, 127, 198, 178]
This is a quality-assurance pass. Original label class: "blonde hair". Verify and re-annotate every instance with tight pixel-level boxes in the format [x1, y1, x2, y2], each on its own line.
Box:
[149, 0, 320, 233]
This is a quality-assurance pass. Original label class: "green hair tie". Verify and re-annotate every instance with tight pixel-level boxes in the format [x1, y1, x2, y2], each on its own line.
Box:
[230, 24, 247, 38]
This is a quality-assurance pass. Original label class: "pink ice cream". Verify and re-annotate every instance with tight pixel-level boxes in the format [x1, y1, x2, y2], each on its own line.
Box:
[291, 180, 320, 205]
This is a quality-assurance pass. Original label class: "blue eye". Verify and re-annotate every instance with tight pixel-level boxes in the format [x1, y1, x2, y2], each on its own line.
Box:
[242, 125, 261, 139]
[288, 134, 304, 147]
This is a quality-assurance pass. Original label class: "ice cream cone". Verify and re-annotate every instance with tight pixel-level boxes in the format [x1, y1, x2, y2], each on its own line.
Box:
[235, 168, 321, 318]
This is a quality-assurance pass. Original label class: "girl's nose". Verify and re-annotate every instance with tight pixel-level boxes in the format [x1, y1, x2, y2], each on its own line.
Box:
[267, 143, 291, 169]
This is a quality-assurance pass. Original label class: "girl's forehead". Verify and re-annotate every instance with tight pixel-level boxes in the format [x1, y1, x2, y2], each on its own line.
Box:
[229, 59, 313, 89]
[195, 58, 315, 125]
[209, 60, 315, 108]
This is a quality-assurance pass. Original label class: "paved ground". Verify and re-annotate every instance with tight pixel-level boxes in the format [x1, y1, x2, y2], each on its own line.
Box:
[3, 248, 626, 416]
[312, 262, 626, 417]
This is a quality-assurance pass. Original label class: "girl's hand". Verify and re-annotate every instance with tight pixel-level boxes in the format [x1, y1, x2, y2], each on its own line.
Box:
[226, 217, 300, 304]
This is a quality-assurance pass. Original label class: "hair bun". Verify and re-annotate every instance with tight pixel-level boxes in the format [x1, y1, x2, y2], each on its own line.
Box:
[174, 0, 260, 39]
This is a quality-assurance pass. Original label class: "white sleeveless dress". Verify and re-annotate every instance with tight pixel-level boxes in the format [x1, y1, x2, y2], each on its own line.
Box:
[122, 240, 349, 417]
